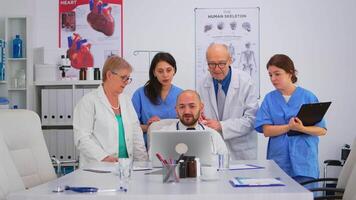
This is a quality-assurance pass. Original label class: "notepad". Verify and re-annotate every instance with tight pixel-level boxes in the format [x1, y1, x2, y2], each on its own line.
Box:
[229, 177, 285, 187]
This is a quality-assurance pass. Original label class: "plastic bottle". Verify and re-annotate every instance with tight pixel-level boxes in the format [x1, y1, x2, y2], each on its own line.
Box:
[12, 35, 23, 58]
[195, 158, 201, 177]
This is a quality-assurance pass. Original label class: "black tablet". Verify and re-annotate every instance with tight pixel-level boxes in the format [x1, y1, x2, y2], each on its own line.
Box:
[287, 102, 331, 136]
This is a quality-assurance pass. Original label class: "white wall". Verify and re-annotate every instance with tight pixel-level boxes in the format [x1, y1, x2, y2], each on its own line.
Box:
[3, 0, 356, 176]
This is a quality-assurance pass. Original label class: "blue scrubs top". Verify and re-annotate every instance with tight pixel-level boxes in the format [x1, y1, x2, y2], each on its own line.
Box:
[255, 87, 326, 179]
[131, 84, 182, 134]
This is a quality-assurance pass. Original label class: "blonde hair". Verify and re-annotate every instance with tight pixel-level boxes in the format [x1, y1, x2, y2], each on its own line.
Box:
[102, 55, 132, 82]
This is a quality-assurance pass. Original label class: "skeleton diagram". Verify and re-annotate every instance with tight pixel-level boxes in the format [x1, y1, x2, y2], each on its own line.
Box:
[239, 42, 257, 76]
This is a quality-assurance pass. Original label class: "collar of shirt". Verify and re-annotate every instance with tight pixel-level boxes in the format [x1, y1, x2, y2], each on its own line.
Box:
[177, 121, 205, 130]
[213, 66, 232, 96]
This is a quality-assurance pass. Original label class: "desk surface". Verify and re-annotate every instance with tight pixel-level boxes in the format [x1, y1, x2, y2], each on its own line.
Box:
[8, 160, 312, 200]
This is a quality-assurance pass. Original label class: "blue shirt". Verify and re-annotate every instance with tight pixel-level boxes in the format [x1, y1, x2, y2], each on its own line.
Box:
[132, 84, 183, 129]
[254, 86, 326, 179]
[213, 67, 232, 96]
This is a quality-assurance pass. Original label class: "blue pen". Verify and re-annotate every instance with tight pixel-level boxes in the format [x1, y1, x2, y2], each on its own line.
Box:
[65, 186, 98, 193]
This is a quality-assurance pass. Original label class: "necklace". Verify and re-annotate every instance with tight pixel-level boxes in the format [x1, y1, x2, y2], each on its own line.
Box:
[111, 104, 120, 110]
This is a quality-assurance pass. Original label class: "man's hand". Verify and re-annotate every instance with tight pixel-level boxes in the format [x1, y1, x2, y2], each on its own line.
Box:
[205, 119, 222, 133]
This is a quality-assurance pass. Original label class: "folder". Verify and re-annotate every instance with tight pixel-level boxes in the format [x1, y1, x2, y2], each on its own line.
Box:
[56, 89, 66, 125]
[64, 129, 75, 161]
[64, 89, 73, 125]
[48, 89, 57, 125]
[229, 177, 285, 187]
[288, 102, 331, 136]
[41, 89, 49, 125]
[56, 130, 66, 161]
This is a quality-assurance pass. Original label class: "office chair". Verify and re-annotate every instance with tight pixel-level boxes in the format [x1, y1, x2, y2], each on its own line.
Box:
[0, 134, 25, 200]
[0, 109, 57, 189]
[302, 137, 356, 199]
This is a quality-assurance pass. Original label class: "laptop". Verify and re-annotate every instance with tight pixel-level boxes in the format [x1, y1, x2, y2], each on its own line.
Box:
[148, 130, 213, 167]
[288, 102, 331, 136]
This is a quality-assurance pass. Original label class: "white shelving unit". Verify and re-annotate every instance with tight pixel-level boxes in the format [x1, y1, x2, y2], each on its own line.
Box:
[35, 80, 101, 172]
[0, 16, 33, 109]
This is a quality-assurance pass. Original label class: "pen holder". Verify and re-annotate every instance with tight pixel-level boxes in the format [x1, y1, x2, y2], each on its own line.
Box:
[162, 164, 179, 183]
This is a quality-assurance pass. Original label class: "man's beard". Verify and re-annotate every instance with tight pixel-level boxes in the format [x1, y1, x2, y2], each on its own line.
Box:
[180, 113, 199, 127]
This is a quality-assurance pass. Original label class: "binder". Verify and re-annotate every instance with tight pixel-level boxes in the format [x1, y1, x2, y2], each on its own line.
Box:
[56, 89, 66, 125]
[41, 89, 49, 125]
[56, 130, 66, 161]
[64, 129, 75, 161]
[48, 89, 57, 125]
[64, 89, 73, 125]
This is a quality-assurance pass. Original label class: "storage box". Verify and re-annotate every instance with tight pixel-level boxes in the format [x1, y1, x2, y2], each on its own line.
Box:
[35, 64, 58, 81]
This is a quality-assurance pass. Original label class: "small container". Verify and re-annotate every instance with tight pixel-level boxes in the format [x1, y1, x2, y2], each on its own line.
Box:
[187, 160, 197, 177]
[79, 68, 87, 80]
[12, 35, 23, 58]
[87, 67, 94, 80]
[94, 68, 101, 80]
[162, 164, 179, 183]
[195, 158, 201, 177]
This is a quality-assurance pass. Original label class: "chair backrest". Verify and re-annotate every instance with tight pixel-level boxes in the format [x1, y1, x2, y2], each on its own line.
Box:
[147, 119, 178, 150]
[0, 109, 56, 189]
[337, 137, 356, 189]
[147, 119, 178, 134]
[342, 164, 356, 200]
[0, 134, 25, 200]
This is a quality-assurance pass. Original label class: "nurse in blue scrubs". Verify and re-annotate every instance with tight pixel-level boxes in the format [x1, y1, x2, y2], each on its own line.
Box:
[255, 54, 327, 184]
[132, 52, 183, 147]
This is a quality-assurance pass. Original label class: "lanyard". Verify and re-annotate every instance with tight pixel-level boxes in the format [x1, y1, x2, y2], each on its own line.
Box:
[176, 121, 205, 130]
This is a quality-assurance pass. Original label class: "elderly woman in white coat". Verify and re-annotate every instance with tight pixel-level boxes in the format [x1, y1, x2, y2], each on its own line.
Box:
[73, 55, 148, 168]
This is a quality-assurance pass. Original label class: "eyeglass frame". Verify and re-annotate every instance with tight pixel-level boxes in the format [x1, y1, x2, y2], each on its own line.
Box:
[111, 71, 132, 84]
[207, 62, 228, 69]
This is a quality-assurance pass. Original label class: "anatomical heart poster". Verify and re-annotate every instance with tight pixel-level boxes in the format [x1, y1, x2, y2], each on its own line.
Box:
[59, 0, 122, 77]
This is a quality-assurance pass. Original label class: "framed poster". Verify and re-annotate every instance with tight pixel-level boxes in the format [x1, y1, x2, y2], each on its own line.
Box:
[195, 8, 260, 97]
[59, 0, 123, 77]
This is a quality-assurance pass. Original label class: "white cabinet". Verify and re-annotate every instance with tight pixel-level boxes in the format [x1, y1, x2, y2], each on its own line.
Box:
[35, 80, 101, 169]
[0, 16, 33, 109]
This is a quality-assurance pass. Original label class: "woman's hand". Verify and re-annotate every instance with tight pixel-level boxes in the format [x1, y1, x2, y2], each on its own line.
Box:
[147, 116, 160, 126]
[101, 155, 118, 162]
[288, 117, 304, 131]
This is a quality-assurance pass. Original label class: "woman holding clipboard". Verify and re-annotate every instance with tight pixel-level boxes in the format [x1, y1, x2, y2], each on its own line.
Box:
[254, 54, 327, 185]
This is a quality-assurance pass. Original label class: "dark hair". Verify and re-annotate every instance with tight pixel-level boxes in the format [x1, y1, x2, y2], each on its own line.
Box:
[266, 54, 298, 83]
[144, 52, 177, 105]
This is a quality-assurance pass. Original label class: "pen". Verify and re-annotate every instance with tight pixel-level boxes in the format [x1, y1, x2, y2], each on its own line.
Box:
[177, 153, 184, 162]
[156, 152, 168, 166]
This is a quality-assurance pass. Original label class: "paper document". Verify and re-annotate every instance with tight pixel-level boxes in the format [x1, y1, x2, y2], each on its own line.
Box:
[229, 164, 263, 170]
[230, 177, 285, 187]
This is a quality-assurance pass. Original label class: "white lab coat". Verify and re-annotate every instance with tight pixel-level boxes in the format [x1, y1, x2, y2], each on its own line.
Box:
[73, 85, 148, 168]
[197, 68, 258, 160]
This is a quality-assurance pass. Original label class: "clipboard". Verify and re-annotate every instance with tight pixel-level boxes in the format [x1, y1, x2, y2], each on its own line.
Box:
[288, 102, 331, 136]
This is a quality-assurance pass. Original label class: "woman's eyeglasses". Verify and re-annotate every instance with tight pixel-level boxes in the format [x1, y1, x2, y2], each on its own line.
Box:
[111, 71, 132, 84]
